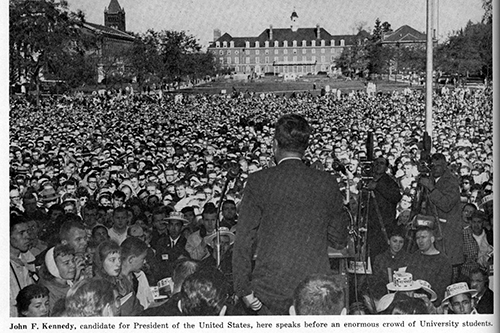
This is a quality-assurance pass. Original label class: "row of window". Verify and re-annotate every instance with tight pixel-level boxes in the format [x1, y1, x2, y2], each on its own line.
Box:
[215, 39, 345, 48]
[216, 48, 341, 56]
[218, 55, 336, 64]
[229, 65, 330, 73]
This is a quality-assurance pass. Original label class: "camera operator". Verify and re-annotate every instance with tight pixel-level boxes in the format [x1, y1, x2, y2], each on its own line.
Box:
[364, 157, 402, 260]
[417, 153, 463, 282]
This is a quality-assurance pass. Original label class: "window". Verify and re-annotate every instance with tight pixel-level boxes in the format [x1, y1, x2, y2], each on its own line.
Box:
[311, 49, 316, 54]
[245, 57, 250, 64]
[265, 41, 269, 48]
[302, 40, 307, 47]
[302, 56, 307, 62]
[274, 40, 279, 47]
[283, 40, 288, 47]
[340, 39, 345, 46]
[223, 41, 228, 47]
[293, 40, 297, 47]
[321, 56, 325, 62]
[235, 50, 239, 55]
[293, 56, 297, 62]
[230, 41, 234, 48]
[311, 40, 316, 47]
[227, 57, 231, 64]
[265, 49, 269, 55]
[256, 50, 260, 55]
[274, 49, 279, 55]
[235, 57, 239, 64]
[302, 49, 307, 54]
[321, 40, 325, 46]
[284, 56, 288, 62]
[227, 50, 231, 55]
[255, 41, 260, 48]
[330, 39, 335, 46]
[321, 48, 325, 54]
[219, 57, 223, 64]
[265, 56, 269, 63]
[274, 56, 278, 62]
[216, 41, 220, 47]
[256, 57, 260, 63]
[245, 41, 250, 48]
[331, 48, 336, 53]
[293, 49, 297, 54]
[245, 49, 250, 55]
[219, 50, 224, 55]
[283, 49, 288, 54]
[312, 56, 316, 61]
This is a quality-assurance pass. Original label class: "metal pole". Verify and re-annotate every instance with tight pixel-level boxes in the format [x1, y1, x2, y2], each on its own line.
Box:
[425, 0, 434, 138]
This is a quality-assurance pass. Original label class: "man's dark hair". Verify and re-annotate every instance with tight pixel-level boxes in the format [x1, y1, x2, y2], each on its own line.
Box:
[431, 153, 447, 163]
[112, 190, 126, 201]
[59, 219, 86, 242]
[10, 213, 28, 233]
[180, 268, 229, 316]
[202, 202, 217, 216]
[274, 114, 311, 154]
[292, 274, 345, 315]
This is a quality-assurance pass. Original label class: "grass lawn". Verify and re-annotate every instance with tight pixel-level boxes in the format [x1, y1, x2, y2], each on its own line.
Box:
[177, 76, 420, 96]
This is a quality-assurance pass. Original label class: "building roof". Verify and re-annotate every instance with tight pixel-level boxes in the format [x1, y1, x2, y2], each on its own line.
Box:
[382, 25, 426, 44]
[211, 27, 363, 47]
[106, 0, 123, 13]
[83, 22, 135, 42]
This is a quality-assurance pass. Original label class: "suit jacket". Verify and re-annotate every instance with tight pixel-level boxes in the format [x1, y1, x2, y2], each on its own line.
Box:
[153, 236, 189, 280]
[233, 159, 350, 314]
[475, 287, 494, 314]
[428, 169, 463, 265]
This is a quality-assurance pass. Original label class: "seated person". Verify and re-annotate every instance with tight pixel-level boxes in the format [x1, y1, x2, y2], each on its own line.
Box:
[16, 284, 50, 317]
[442, 282, 478, 314]
[384, 292, 429, 315]
[64, 278, 120, 317]
[289, 274, 347, 315]
[178, 268, 230, 316]
[469, 268, 493, 314]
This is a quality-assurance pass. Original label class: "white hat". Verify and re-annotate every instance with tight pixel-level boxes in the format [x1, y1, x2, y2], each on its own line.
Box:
[414, 279, 437, 302]
[387, 272, 422, 292]
[204, 227, 235, 247]
[442, 282, 477, 304]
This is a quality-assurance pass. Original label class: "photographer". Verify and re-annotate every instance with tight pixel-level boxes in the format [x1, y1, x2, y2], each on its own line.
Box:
[417, 153, 463, 282]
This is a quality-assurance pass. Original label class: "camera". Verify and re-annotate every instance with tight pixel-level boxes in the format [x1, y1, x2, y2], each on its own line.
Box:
[359, 158, 373, 180]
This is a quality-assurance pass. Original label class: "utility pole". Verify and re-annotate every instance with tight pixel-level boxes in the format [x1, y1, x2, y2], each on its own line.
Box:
[425, 0, 434, 139]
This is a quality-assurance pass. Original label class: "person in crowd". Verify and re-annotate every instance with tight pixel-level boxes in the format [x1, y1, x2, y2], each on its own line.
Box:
[117, 237, 150, 315]
[64, 278, 120, 317]
[186, 202, 218, 260]
[15, 284, 50, 317]
[178, 268, 230, 316]
[10, 214, 36, 317]
[417, 153, 463, 281]
[406, 226, 452, 305]
[469, 267, 493, 314]
[220, 199, 238, 230]
[38, 244, 81, 315]
[154, 211, 191, 280]
[108, 207, 129, 245]
[202, 227, 235, 286]
[363, 156, 402, 259]
[289, 274, 347, 315]
[442, 282, 478, 314]
[233, 114, 350, 315]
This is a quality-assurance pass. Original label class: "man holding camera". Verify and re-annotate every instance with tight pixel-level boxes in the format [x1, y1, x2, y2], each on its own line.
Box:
[418, 153, 463, 281]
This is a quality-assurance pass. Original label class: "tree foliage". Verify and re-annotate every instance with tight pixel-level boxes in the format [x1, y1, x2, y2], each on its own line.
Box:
[9, 0, 97, 92]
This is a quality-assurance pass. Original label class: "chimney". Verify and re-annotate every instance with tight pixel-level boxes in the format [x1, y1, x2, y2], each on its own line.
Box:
[316, 24, 320, 39]
[213, 29, 221, 42]
[269, 25, 273, 40]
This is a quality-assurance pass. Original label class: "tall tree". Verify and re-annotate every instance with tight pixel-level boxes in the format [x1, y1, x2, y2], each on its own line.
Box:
[10, 0, 94, 99]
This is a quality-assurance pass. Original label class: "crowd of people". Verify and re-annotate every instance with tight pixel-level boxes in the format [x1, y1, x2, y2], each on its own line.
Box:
[9, 83, 493, 317]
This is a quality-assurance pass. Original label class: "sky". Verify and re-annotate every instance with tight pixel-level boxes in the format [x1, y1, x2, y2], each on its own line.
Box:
[66, 0, 486, 47]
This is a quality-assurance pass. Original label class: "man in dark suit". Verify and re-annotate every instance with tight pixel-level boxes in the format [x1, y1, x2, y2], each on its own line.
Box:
[233, 114, 350, 315]
[153, 212, 190, 280]
[470, 268, 493, 314]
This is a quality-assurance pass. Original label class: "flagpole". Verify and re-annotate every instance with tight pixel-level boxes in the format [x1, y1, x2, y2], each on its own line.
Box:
[425, 0, 434, 139]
